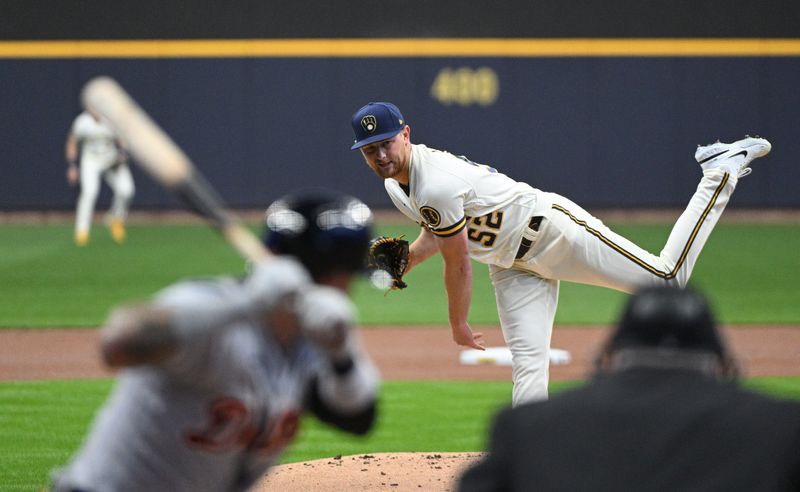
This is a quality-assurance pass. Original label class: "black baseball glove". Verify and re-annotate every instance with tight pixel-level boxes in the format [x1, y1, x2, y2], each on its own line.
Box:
[368, 235, 409, 289]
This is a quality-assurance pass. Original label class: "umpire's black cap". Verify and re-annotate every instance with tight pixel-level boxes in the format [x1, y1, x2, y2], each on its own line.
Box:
[609, 285, 726, 357]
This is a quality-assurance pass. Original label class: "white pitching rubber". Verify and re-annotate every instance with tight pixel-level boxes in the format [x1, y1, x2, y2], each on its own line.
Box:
[459, 347, 572, 366]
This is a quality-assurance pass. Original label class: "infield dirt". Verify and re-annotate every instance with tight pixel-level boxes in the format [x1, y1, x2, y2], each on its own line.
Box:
[2, 325, 798, 491]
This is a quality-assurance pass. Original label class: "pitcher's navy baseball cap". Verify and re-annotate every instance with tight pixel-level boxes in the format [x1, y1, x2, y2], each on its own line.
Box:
[350, 102, 406, 150]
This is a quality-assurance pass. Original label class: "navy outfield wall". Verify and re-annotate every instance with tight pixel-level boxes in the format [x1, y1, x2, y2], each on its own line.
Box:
[2, 53, 798, 211]
[2, 0, 799, 210]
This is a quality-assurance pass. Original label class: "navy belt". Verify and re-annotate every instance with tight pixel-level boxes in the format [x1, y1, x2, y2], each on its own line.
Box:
[515, 216, 543, 259]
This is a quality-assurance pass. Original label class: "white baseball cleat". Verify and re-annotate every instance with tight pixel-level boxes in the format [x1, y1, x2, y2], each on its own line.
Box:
[695, 136, 772, 178]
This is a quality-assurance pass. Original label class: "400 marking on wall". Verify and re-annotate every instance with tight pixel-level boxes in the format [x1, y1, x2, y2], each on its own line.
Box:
[430, 67, 499, 106]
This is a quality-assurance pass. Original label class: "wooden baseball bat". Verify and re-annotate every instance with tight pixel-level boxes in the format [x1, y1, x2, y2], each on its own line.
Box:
[81, 76, 269, 263]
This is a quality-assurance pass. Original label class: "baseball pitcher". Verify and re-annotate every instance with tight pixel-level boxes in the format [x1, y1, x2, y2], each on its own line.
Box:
[351, 101, 771, 406]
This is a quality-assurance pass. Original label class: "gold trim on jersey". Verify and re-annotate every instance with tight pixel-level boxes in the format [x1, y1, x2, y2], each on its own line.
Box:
[431, 216, 467, 237]
[551, 173, 729, 279]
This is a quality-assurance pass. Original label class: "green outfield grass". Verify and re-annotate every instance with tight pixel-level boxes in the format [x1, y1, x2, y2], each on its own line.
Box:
[1, 220, 798, 488]
[1, 221, 799, 327]
[2, 377, 799, 491]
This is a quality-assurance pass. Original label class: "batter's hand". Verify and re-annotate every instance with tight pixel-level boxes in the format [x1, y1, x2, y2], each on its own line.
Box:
[452, 322, 485, 350]
[244, 257, 311, 315]
[296, 285, 355, 358]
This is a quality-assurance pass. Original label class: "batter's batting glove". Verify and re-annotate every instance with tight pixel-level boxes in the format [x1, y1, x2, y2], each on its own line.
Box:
[243, 257, 311, 316]
[296, 285, 356, 363]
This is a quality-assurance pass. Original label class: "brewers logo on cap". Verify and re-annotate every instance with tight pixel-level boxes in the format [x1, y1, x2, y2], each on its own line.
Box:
[350, 102, 406, 150]
[361, 115, 377, 133]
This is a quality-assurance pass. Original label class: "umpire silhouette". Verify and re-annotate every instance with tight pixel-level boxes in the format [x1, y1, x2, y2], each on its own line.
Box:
[459, 286, 800, 492]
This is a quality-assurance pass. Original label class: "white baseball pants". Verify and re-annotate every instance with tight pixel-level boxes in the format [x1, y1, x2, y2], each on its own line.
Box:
[76, 153, 135, 235]
[491, 170, 736, 406]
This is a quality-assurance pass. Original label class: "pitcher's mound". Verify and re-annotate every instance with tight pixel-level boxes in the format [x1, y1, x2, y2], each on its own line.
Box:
[254, 452, 485, 491]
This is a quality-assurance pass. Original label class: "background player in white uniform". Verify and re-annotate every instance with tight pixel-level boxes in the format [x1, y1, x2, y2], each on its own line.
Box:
[65, 110, 135, 246]
[350, 101, 771, 406]
[51, 191, 380, 492]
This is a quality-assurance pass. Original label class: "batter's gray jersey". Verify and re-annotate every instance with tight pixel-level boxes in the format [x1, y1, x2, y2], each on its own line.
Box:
[53, 278, 323, 492]
[385, 144, 543, 268]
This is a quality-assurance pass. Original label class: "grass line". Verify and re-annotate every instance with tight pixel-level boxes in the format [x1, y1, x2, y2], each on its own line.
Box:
[2, 222, 800, 327]
[2, 377, 798, 490]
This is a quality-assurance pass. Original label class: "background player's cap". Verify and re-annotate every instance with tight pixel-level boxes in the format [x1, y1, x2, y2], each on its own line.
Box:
[350, 102, 406, 150]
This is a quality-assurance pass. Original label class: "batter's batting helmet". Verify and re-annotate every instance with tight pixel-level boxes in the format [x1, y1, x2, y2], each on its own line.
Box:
[263, 189, 373, 281]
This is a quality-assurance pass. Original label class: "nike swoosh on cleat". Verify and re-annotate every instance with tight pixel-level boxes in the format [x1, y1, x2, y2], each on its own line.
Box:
[729, 150, 748, 159]
[698, 150, 729, 164]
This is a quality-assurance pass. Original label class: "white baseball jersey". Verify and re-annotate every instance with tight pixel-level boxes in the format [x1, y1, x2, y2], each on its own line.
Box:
[69, 111, 134, 237]
[53, 278, 326, 492]
[385, 144, 544, 268]
[70, 111, 120, 167]
[383, 143, 741, 408]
